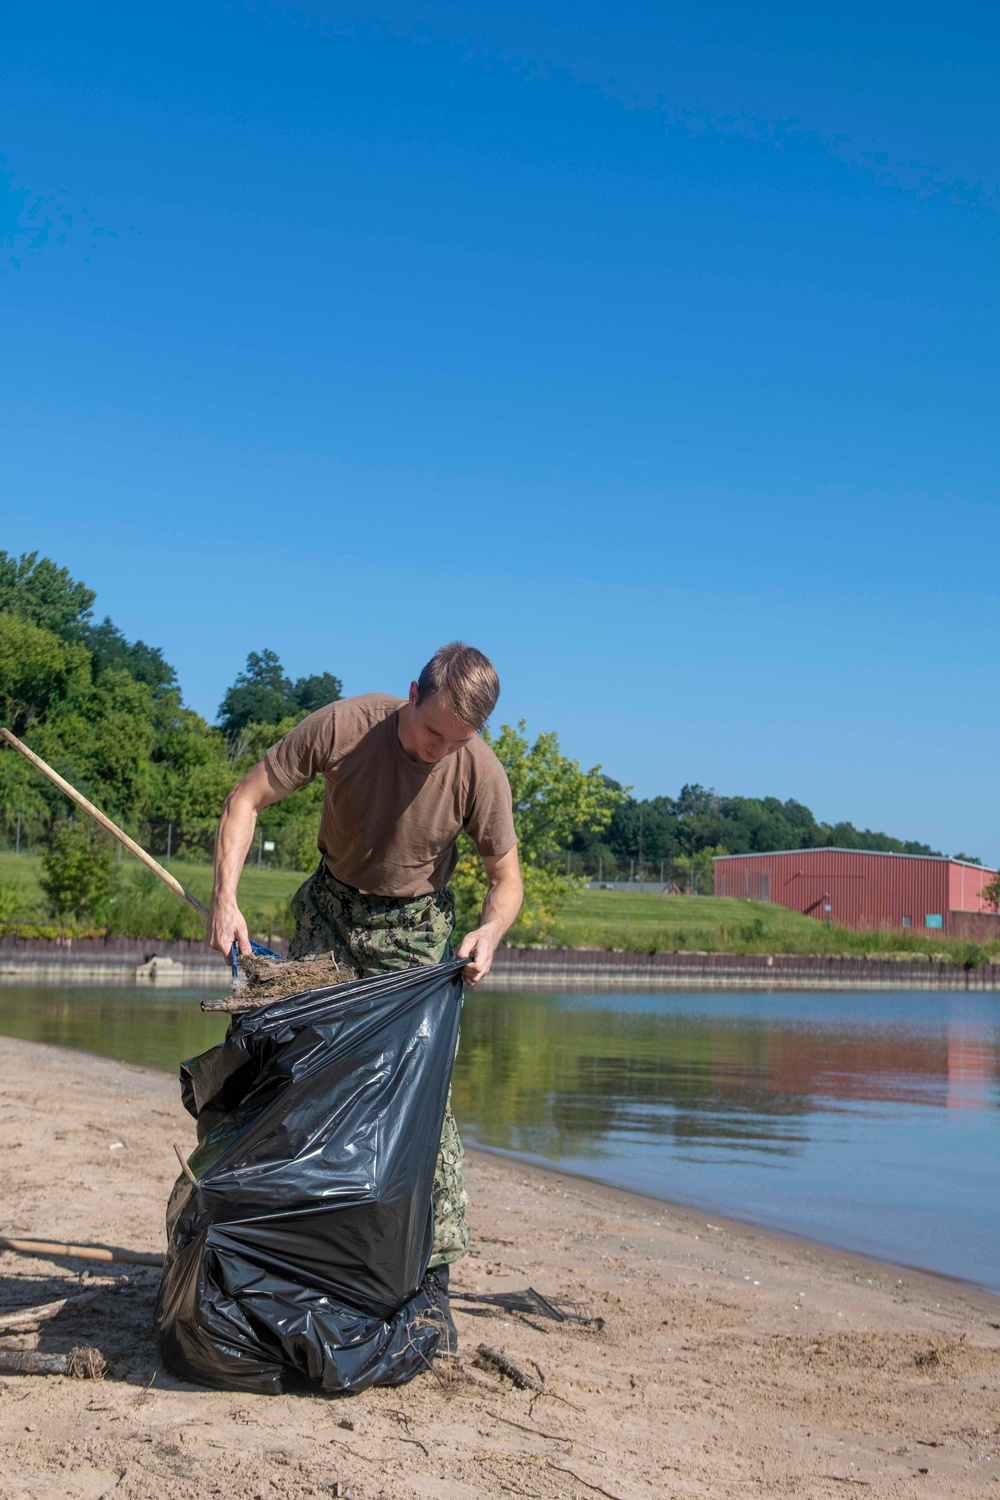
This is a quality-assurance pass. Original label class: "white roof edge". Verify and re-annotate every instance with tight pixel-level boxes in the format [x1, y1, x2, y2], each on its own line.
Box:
[711, 847, 996, 873]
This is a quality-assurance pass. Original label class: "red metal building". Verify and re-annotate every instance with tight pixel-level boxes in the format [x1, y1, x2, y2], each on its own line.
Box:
[713, 848, 997, 933]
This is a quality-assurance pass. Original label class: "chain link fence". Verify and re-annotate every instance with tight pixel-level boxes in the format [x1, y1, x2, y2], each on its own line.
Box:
[0, 812, 315, 871]
[2, 815, 717, 895]
[545, 851, 710, 894]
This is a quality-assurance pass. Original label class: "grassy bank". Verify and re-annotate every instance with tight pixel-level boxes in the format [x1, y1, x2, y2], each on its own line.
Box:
[1, 853, 995, 963]
[555, 888, 998, 962]
[0, 851, 302, 942]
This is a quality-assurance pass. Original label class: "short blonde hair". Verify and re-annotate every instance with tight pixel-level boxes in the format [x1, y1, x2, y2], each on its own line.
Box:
[416, 642, 500, 730]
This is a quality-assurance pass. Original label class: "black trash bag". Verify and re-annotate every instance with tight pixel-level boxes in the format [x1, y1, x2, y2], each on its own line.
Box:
[154, 958, 465, 1395]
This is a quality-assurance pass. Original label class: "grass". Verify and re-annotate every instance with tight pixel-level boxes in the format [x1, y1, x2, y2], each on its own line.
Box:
[550, 889, 999, 964]
[1, 852, 995, 963]
[0, 851, 305, 942]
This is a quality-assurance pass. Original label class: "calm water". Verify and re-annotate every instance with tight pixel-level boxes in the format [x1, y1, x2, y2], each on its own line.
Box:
[0, 984, 997, 1292]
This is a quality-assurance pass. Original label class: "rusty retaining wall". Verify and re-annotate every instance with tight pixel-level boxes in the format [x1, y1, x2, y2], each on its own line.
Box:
[0, 934, 288, 961]
[1, 937, 998, 990]
[0, 934, 244, 986]
[485, 947, 1000, 991]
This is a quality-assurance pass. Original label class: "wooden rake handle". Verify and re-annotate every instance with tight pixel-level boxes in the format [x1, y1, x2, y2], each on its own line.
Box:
[0, 726, 210, 918]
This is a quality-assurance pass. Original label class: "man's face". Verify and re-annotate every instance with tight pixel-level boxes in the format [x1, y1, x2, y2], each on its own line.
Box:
[407, 685, 477, 763]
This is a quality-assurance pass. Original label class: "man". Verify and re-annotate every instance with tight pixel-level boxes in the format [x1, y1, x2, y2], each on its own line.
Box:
[208, 641, 523, 1292]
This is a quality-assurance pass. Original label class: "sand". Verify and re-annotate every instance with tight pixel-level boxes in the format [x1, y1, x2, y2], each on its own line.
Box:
[0, 1034, 998, 1500]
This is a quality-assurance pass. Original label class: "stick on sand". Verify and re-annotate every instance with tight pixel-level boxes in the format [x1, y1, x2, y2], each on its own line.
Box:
[0, 1236, 165, 1267]
[0, 1346, 108, 1378]
[0, 1287, 108, 1330]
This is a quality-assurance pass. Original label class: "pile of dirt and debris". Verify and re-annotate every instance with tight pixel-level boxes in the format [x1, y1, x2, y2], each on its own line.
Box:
[203, 952, 354, 1013]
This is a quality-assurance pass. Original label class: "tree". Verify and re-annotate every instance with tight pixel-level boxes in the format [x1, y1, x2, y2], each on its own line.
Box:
[451, 720, 626, 943]
[0, 551, 95, 638]
[603, 794, 679, 864]
[83, 616, 177, 694]
[601, 782, 943, 864]
[217, 650, 343, 735]
[32, 670, 159, 822]
[0, 747, 49, 849]
[293, 671, 343, 716]
[217, 649, 294, 735]
[688, 844, 727, 895]
[0, 615, 91, 734]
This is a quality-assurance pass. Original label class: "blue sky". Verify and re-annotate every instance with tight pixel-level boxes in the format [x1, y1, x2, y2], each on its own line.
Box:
[2, 3, 998, 857]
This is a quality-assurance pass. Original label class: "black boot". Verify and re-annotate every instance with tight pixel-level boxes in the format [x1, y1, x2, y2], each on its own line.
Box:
[425, 1264, 458, 1355]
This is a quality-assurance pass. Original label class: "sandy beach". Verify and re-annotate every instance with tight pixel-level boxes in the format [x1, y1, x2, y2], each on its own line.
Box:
[0, 1033, 998, 1500]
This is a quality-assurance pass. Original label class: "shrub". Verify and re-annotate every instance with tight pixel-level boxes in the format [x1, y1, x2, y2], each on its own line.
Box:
[40, 819, 115, 922]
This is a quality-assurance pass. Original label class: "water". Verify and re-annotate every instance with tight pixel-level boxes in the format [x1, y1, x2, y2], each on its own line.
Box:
[0, 984, 997, 1292]
[0, 985, 231, 1074]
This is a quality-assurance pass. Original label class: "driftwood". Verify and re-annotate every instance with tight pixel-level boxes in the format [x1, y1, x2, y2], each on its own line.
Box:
[0, 1287, 107, 1330]
[0, 1345, 108, 1378]
[0, 1236, 164, 1267]
[475, 1342, 545, 1393]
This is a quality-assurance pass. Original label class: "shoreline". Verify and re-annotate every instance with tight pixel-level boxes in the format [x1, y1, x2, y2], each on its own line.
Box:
[0, 1036, 998, 1499]
[466, 1139, 1000, 1309]
[0, 1025, 993, 1300]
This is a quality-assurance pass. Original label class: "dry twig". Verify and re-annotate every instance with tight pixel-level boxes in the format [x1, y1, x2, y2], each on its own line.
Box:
[486, 1408, 570, 1444]
[204, 953, 352, 1011]
[529, 1389, 586, 1415]
[395, 1436, 430, 1457]
[173, 1143, 197, 1185]
[546, 1460, 628, 1500]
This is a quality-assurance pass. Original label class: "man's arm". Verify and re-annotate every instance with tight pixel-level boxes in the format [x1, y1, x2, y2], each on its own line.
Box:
[208, 759, 290, 957]
[455, 845, 523, 985]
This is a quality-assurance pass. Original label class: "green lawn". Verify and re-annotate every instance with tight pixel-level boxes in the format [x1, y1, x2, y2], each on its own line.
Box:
[0, 851, 305, 942]
[553, 888, 995, 961]
[556, 889, 820, 951]
[1, 852, 993, 962]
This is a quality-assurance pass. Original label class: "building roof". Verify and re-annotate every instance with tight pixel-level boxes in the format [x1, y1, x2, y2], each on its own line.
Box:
[712, 847, 994, 872]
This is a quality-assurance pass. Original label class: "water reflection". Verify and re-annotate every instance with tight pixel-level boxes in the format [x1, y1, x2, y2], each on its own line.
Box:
[452, 992, 1000, 1161]
[946, 1021, 995, 1110]
[0, 985, 229, 1072]
[453, 988, 1000, 1290]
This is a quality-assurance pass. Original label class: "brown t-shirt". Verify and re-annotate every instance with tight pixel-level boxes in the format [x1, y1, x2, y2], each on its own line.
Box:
[265, 693, 517, 896]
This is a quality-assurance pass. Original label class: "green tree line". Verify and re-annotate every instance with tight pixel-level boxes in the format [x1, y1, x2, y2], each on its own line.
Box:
[0, 552, 340, 918]
[0, 551, 621, 938]
[572, 782, 973, 871]
[1, 549, 970, 935]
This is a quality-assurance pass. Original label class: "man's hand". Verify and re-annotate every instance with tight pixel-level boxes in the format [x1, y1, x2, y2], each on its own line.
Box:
[207, 896, 252, 960]
[456, 922, 501, 985]
[208, 760, 289, 960]
[456, 845, 523, 984]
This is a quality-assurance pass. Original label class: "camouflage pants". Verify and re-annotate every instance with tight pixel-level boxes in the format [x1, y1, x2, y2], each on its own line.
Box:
[288, 863, 469, 1267]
